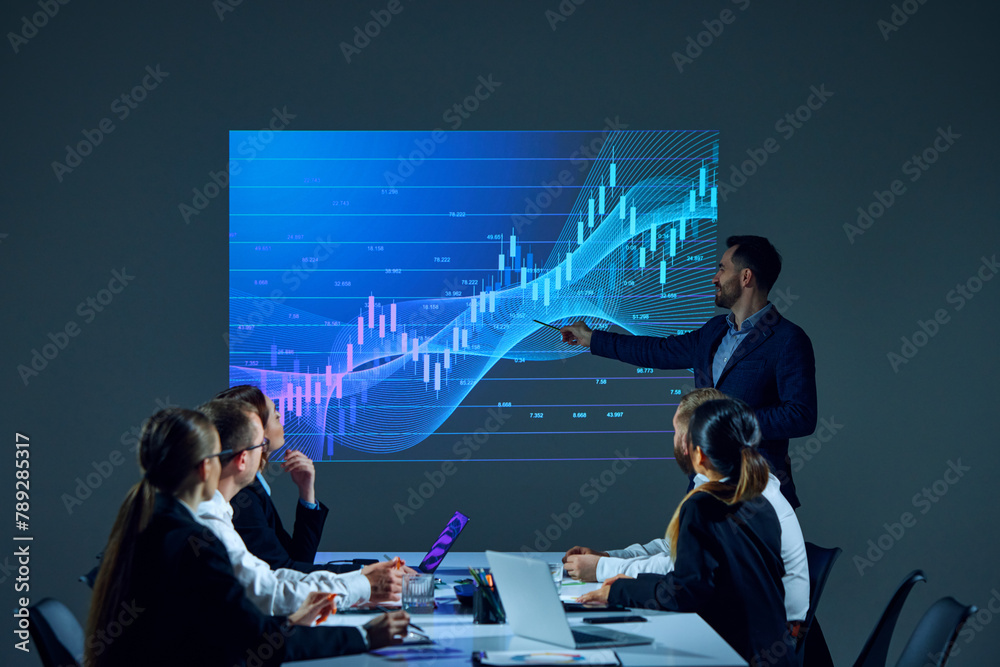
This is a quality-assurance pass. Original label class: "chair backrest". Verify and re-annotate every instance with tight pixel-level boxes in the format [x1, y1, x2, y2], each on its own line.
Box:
[852, 570, 927, 667]
[894, 597, 976, 667]
[28, 598, 84, 667]
[797, 542, 843, 661]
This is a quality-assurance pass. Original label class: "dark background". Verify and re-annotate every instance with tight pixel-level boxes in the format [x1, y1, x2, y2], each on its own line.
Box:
[2, 1, 997, 665]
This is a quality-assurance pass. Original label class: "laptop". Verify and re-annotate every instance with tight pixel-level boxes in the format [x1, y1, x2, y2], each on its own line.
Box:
[414, 511, 471, 574]
[485, 551, 653, 649]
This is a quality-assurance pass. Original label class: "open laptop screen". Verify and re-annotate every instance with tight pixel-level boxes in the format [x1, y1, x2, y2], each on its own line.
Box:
[417, 511, 470, 573]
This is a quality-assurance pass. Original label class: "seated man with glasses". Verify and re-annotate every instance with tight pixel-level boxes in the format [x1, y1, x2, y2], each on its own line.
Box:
[194, 399, 403, 615]
[215, 385, 344, 573]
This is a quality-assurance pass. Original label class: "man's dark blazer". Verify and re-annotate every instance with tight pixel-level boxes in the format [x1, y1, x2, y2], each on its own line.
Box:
[231, 477, 355, 573]
[591, 308, 817, 507]
[99, 493, 365, 666]
[609, 491, 794, 667]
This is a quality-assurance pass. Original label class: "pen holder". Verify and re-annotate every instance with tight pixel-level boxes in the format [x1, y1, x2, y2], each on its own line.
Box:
[472, 584, 504, 624]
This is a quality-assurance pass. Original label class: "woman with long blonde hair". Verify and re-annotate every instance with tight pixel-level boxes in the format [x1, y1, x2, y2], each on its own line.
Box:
[580, 398, 792, 667]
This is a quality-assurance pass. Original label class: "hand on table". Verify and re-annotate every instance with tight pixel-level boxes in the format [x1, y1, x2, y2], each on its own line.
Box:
[563, 545, 609, 561]
[288, 591, 338, 626]
[363, 560, 404, 602]
[364, 610, 411, 649]
[564, 554, 602, 582]
[281, 450, 317, 505]
[577, 574, 634, 604]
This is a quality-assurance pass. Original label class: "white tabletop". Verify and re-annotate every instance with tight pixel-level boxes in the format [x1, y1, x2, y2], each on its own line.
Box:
[292, 552, 746, 666]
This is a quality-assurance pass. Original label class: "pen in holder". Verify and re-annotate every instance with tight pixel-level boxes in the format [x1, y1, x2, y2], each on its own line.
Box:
[471, 571, 505, 624]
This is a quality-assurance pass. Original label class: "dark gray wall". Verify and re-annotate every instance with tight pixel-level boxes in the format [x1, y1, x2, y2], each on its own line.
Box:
[3, 1, 997, 665]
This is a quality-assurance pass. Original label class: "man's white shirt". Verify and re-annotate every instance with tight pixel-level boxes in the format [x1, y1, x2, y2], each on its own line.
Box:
[596, 473, 810, 621]
[197, 490, 370, 615]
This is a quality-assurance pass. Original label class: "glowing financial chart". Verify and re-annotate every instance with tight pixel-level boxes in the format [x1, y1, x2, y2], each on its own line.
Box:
[229, 131, 718, 462]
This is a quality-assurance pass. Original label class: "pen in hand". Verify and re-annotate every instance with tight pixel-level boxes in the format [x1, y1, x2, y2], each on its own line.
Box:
[533, 319, 563, 331]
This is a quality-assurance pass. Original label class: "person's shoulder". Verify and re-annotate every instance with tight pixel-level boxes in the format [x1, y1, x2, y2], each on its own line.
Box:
[768, 309, 810, 338]
[142, 499, 224, 563]
[683, 490, 728, 520]
[232, 479, 269, 515]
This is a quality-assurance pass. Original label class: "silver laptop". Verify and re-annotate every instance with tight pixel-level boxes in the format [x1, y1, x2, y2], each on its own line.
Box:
[485, 551, 653, 649]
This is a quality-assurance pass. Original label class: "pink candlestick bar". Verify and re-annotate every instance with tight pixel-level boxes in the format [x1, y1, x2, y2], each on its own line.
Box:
[411, 338, 419, 362]
[335, 375, 342, 399]
[368, 295, 375, 328]
[434, 362, 441, 391]
[305, 374, 311, 402]
[295, 385, 302, 417]
[423, 354, 430, 383]
[401, 332, 408, 356]
[325, 365, 333, 387]
[379, 314, 385, 338]
[346, 344, 353, 372]
[390, 303, 397, 332]
[314, 381, 321, 404]
[357, 316, 364, 345]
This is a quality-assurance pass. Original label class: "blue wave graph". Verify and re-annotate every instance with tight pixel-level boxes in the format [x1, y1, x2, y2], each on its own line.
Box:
[229, 131, 718, 461]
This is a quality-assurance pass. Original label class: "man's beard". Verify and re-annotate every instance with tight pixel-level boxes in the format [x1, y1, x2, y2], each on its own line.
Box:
[674, 437, 694, 476]
[714, 277, 739, 309]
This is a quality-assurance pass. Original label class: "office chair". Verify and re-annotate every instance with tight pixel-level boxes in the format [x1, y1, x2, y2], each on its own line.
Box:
[798, 542, 842, 667]
[28, 598, 84, 667]
[894, 597, 976, 667]
[852, 570, 927, 667]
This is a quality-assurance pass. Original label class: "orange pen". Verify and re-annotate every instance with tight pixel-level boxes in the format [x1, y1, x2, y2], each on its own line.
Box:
[315, 593, 337, 624]
[393, 556, 402, 570]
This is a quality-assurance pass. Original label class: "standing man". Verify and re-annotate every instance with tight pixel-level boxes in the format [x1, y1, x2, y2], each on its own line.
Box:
[560, 235, 816, 507]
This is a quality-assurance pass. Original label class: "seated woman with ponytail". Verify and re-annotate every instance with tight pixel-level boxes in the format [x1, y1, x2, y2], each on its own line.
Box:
[579, 398, 793, 667]
[85, 408, 408, 667]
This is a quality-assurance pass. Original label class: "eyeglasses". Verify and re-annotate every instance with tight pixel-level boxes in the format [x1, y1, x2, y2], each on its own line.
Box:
[245, 437, 269, 453]
[196, 449, 234, 467]
[195, 438, 268, 467]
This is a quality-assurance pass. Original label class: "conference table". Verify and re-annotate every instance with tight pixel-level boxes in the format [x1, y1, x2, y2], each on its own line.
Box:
[287, 552, 747, 667]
